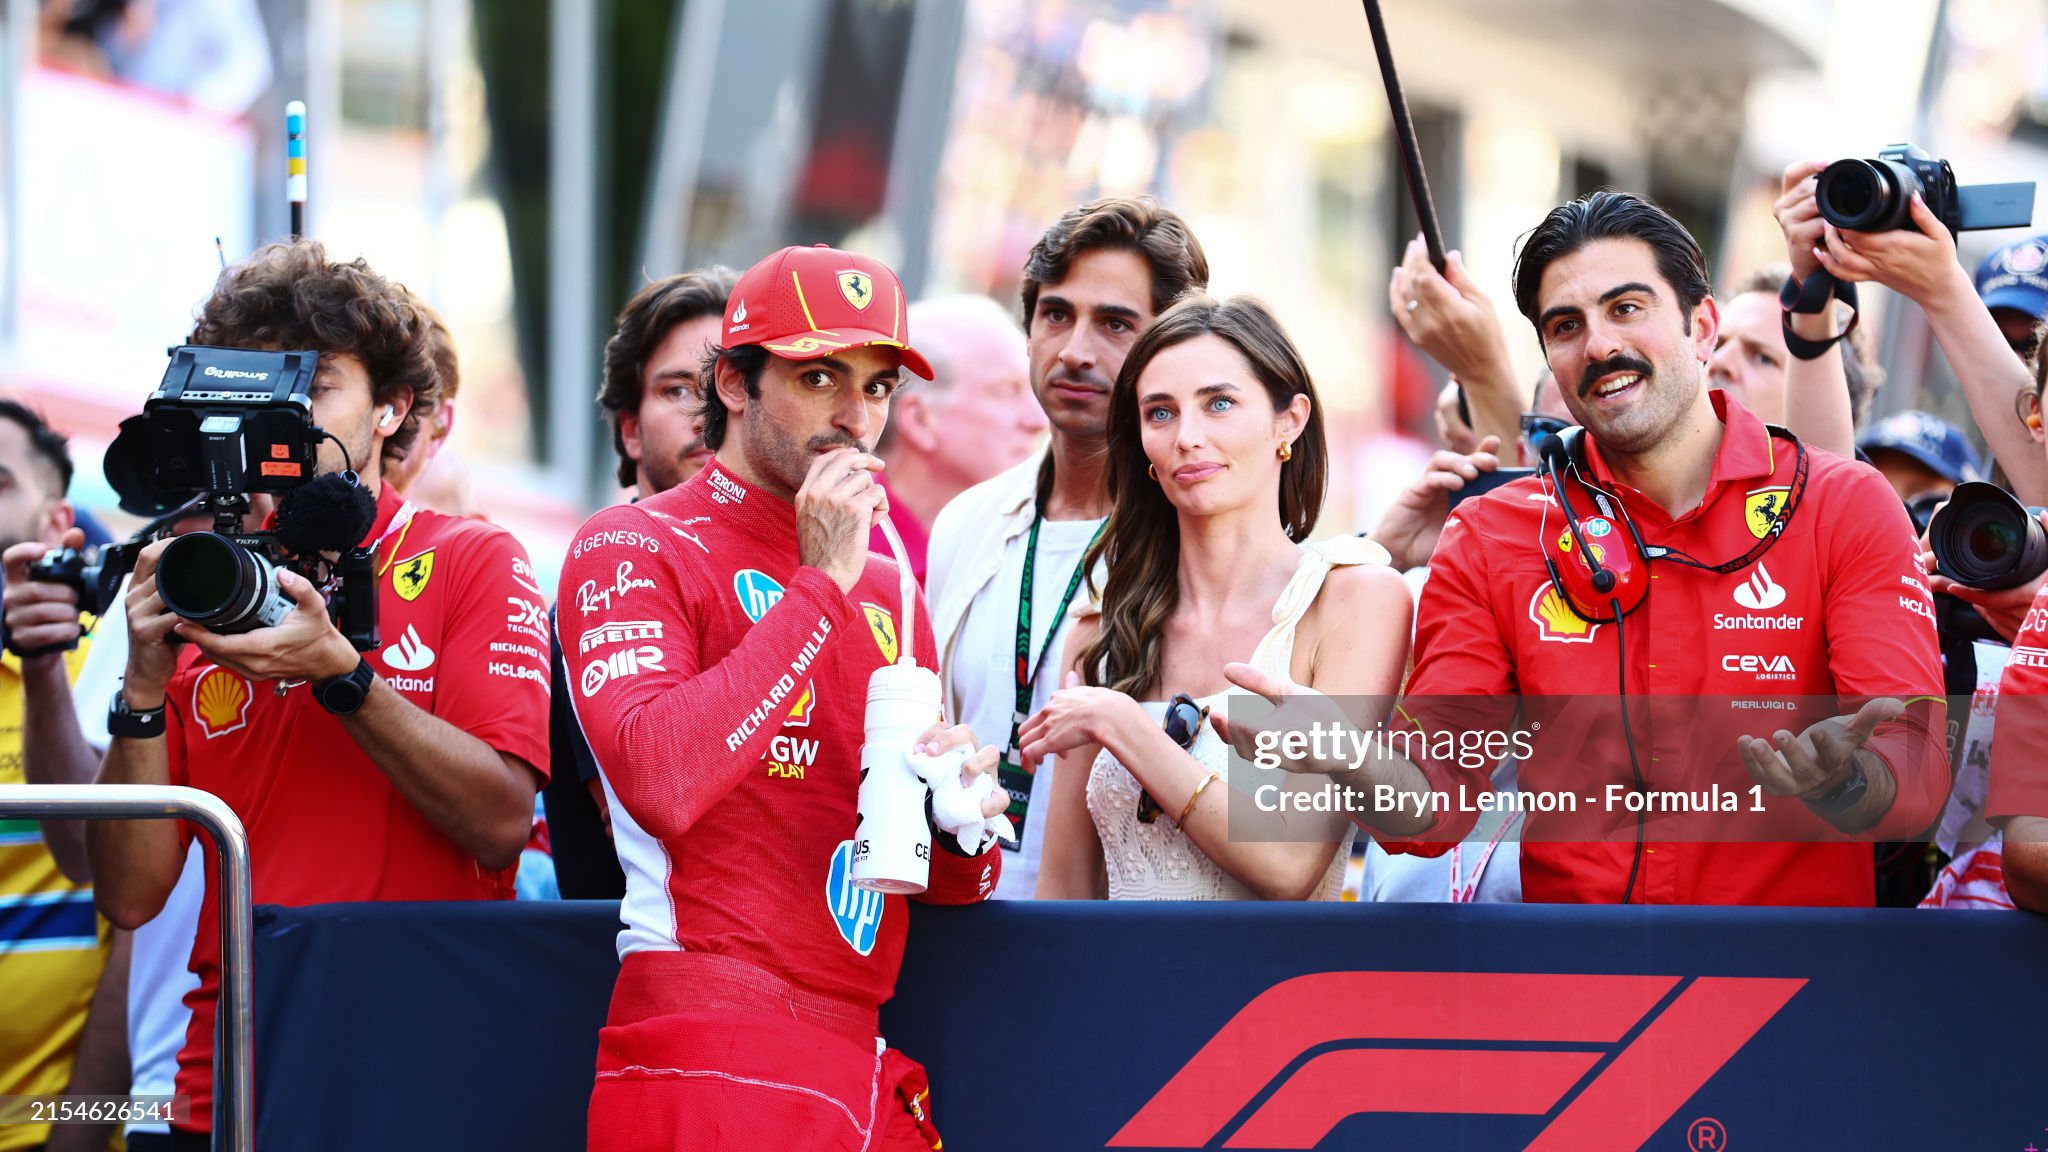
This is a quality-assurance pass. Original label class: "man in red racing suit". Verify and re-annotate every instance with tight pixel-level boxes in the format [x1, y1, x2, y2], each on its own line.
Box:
[562, 243, 1006, 1151]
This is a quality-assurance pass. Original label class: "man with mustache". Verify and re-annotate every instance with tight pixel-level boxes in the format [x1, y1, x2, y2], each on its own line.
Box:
[560, 244, 1010, 1150]
[1328, 192, 1948, 906]
[926, 197, 1210, 898]
[548, 267, 738, 898]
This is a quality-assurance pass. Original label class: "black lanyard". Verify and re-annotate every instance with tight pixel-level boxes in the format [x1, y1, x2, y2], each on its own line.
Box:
[1002, 508, 1105, 765]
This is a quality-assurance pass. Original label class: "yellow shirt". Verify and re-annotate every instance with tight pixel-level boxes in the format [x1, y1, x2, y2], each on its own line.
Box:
[0, 639, 110, 1152]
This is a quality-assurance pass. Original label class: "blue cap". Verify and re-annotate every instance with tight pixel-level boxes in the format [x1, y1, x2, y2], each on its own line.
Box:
[1856, 410, 1984, 485]
[1975, 235, 2048, 319]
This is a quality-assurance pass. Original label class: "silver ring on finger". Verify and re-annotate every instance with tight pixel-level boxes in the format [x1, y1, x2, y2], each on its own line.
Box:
[1406, 298, 1421, 313]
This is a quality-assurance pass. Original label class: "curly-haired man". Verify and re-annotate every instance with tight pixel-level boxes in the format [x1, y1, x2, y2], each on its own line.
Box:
[88, 240, 552, 1150]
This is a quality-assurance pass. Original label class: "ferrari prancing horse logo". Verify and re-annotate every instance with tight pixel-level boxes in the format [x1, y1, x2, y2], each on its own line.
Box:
[862, 603, 898, 663]
[392, 548, 435, 601]
[837, 270, 874, 311]
[1745, 487, 1791, 540]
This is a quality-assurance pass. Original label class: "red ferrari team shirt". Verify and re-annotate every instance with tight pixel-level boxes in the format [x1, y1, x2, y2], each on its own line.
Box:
[560, 458, 998, 1021]
[1986, 586, 2048, 823]
[165, 482, 552, 1132]
[1388, 393, 1948, 905]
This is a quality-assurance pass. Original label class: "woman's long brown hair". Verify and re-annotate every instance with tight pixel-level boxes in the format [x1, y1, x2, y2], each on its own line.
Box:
[1074, 294, 1327, 696]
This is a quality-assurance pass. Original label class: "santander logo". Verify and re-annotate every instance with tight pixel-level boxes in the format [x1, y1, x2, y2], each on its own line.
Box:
[380, 624, 437, 672]
[1733, 563, 1786, 610]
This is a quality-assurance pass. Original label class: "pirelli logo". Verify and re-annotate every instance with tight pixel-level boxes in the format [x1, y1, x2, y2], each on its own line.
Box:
[2010, 645, 2048, 670]
[579, 620, 663, 655]
[1111, 971, 1803, 1149]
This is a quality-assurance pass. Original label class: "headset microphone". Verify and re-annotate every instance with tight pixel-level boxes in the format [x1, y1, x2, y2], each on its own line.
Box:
[1538, 432, 1613, 594]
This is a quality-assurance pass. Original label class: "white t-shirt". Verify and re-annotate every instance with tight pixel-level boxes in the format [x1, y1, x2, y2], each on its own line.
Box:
[70, 579, 130, 744]
[73, 585, 204, 1134]
[946, 516, 1103, 899]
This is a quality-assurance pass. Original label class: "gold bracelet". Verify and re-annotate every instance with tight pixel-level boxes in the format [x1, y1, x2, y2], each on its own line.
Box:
[1177, 769, 1221, 830]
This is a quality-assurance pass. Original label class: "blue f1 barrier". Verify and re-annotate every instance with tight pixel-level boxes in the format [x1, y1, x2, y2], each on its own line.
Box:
[251, 900, 2048, 1150]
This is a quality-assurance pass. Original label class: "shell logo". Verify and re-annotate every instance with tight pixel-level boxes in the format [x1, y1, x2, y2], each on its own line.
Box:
[1528, 584, 1599, 644]
[193, 666, 253, 739]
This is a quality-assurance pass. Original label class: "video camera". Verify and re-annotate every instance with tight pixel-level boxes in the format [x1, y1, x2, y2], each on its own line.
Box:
[1815, 143, 2035, 235]
[27, 346, 379, 650]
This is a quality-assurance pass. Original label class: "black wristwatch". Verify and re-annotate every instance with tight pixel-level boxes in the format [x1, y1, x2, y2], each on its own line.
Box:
[107, 683, 166, 740]
[1802, 753, 1870, 817]
[313, 657, 376, 715]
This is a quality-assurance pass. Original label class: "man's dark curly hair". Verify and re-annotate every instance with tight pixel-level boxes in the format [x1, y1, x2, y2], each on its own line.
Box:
[1020, 196, 1209, 332]
[600, 267, 738, 486]
[188, 240, 443, 464]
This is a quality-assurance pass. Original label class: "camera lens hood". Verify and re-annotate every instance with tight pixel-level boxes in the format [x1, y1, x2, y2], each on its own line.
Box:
[157, 532, 276, 632]
[1929, 481, 2048, 590]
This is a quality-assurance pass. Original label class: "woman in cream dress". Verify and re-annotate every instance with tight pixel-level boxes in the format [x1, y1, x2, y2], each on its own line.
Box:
[1022, 295, 1411, 900]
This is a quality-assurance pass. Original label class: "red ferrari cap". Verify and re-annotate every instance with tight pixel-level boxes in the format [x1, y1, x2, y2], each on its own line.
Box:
[722, 244, 931, 378]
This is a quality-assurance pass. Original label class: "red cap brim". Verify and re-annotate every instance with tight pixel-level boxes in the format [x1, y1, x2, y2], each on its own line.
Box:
[756, 329, 933, 380]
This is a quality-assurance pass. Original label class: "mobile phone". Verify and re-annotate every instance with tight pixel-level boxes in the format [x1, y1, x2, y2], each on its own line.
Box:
[1446, 467, 1535, 511]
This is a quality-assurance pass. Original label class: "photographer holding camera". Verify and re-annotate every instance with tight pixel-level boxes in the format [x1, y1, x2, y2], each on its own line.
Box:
[86, 240, 552, 1151]
[1925, 351, 2048, 912]
[1792, 148, 2048, 506]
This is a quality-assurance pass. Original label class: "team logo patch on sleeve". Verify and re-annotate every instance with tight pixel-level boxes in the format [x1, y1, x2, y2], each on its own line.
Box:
[1745, 486, 1791, 539]
[862, 603, 899, 663]
[193, 666, 253, 738]
[392, 549, 436, 601]
[1528, 585, 1599, 644]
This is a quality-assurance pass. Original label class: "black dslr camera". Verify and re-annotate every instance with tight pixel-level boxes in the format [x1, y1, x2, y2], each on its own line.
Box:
[28, 346, 379, 650]
[1928, 482, 2048, 591]
[1815, 143, 2034, 235]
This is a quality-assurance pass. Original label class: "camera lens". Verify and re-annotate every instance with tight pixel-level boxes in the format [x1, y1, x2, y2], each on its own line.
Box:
[1929, 482, 2048, 590]
[1816, 158, 1918, 232]
[157, 532, 283, 633]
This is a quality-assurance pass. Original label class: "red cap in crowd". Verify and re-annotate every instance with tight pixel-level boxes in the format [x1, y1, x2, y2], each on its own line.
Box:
[722, 244, 932, 379]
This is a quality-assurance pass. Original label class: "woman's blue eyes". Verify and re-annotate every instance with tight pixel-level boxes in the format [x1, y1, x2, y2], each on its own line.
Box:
[1147, 397, 1235, 421]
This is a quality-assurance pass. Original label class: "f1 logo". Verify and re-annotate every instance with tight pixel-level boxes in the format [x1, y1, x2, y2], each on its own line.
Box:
[1110, 972, 1803, 1150]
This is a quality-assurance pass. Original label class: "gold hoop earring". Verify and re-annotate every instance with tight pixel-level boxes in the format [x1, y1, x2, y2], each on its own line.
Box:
[1148, 463, 1158, 480]
[1278, 441, 1293, 462]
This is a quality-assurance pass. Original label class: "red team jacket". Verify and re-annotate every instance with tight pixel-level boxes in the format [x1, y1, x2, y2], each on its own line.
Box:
[559, 459, 998, 1029]
[1386, 394, 1949, 905]
[165, 483, 552, 1133]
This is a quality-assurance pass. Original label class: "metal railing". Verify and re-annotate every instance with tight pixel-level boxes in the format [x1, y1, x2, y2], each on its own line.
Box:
[0, 784, 251, 1152]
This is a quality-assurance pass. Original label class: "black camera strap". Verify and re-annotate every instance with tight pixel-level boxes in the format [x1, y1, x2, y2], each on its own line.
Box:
[1778, 269, 1861, 361]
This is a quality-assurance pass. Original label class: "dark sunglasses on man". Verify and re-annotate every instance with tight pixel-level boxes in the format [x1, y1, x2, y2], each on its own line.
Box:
[1138, 693, 1209, 824]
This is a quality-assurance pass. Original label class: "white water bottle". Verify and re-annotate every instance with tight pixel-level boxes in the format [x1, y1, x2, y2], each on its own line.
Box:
[852, 661, 949, 894]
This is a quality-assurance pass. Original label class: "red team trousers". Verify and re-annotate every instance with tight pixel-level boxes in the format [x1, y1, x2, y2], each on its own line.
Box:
[586, 953, 943, 1152]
